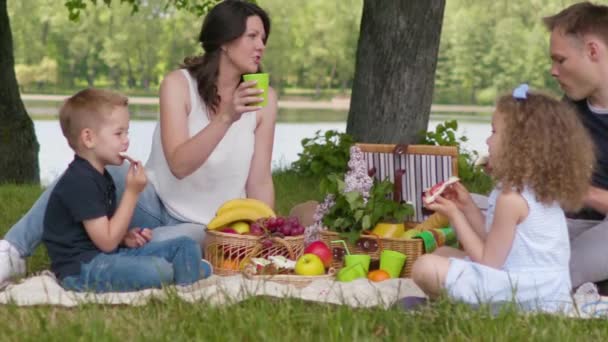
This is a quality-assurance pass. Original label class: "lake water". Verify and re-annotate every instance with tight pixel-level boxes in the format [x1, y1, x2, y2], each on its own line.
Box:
[34, 119, 490, 185]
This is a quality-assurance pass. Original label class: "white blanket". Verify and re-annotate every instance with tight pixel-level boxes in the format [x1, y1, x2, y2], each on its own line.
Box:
[1, 272, 606, 319]
[0, 272, 425, 308]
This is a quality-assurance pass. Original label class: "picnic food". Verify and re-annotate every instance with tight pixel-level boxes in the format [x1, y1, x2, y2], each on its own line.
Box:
[216, 198, 276, 218]
[368, 269, 391, 282]
[207, 198, 276, 230]
[303, 241, 332, 268]
[423, 176, 460, 204]
[294, 254, 325, 276]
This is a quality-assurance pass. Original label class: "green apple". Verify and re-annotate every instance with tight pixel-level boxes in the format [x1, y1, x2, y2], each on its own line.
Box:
[231, 221, 250, 234]
[294, 253, 325, 276]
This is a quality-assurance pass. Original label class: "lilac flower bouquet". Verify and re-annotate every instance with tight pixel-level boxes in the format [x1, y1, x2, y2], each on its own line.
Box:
[305, 146, 414, 243]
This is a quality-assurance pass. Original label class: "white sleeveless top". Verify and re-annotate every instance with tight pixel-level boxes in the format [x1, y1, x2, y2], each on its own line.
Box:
[146, 69, 257, 225]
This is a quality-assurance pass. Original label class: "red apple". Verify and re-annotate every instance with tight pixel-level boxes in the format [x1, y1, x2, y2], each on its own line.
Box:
[304, 241, 333, 268]
[294, 254, 325, 276]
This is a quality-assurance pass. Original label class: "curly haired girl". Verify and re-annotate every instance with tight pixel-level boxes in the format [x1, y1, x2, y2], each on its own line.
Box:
[410, 84, 595, 313]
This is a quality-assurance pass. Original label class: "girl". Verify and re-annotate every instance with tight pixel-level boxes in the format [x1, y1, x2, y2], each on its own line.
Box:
[411, 84, 595, 312]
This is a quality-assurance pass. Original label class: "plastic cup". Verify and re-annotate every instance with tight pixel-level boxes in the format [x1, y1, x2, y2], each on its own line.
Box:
[336, 263, 367, 282]
[379, 250, 407, 278]
[242, 73, 269, 107]
[344, 254, 371, 273]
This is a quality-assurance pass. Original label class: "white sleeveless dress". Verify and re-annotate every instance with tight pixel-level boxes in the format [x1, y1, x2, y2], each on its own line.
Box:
[445, 187, 573, 312]
[145, 69, 257, 225]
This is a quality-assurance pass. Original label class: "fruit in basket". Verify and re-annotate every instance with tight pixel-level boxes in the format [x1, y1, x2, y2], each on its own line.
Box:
[372, 222, 405, 238]
[231, 221, 250, 234]
[294, 254, 325, 276]
[208, 198, 276, 230]
[257, 216, 305, 237]
[304, 241, 332, 268]
[222, 258, 241, 271]
[216, 198, 276, 218]
[368, 269, 391, 282]
[221, 227, 238, 234]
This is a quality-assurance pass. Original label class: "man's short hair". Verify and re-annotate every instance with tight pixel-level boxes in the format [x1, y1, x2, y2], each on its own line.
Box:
[59, 88, 128, 150]
[543, 2, 608, 46]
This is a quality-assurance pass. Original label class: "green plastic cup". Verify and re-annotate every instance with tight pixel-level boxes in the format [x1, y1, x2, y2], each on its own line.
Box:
[242, 73, 269, 107]
[379, 250, 407, 278]
[336, 263, 367, 282]
[344, 254, 371, 273]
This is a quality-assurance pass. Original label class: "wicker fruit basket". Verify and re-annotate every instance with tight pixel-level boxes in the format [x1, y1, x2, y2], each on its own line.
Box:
[203, 230, 305, 276]
[320, 230, 424, 278]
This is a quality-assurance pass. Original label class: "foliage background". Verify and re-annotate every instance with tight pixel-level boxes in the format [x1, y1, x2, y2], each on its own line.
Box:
[9, 0, 581, 103]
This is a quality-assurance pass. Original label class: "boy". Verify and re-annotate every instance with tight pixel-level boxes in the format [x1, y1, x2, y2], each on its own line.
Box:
[43, 88, 211, 292]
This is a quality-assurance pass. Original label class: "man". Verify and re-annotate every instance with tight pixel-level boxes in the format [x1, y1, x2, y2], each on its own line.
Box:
[544, 1, 608, 289]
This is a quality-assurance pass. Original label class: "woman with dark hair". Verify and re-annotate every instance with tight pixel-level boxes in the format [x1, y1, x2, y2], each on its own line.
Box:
[0, 0, 277, 286]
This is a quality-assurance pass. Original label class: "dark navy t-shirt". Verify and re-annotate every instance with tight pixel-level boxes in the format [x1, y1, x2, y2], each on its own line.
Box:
[568, 99, 608, 219]
[42, 155, 117, 280]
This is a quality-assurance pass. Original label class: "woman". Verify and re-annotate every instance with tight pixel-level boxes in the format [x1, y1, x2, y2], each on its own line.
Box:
[0, 0, 277, 286]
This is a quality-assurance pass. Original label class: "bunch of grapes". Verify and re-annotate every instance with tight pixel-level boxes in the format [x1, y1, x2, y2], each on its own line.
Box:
[250, 216, 305, 248]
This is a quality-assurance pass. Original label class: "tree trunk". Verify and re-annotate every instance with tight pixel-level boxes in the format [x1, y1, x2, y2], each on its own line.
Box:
[347, 0, 446, 144]
[0, 0, 40, 184]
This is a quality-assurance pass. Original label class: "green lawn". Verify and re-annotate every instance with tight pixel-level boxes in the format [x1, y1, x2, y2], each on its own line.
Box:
[0, 175, 606, 340]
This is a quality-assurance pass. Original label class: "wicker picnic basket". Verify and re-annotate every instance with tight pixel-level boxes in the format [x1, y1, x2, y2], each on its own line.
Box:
[317, 143, 459, 278]
[319, 230, 423, 278]
[203, 230, 306, 276]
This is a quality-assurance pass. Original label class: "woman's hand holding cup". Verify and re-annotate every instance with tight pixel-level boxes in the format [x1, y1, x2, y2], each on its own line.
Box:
[218, 80, 264, 124]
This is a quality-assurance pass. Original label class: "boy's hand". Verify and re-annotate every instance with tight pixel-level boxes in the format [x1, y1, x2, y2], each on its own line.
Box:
[123, 227, 153, 248]
[125, 161, 147, 194]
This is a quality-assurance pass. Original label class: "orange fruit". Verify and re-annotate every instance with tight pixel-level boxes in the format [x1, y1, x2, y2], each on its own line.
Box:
[368, 269, 391, 282]
[222, 258, 241, 271]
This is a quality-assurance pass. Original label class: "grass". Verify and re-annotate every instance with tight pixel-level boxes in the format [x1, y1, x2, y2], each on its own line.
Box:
[0, 174, 606, 340]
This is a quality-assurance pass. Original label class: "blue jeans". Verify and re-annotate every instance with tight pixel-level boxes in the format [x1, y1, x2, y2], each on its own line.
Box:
[61, 237, 212, 292]
[5, 163, 206, 257]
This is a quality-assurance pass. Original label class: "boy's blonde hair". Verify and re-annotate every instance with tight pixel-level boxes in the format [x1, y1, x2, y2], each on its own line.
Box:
[59, 88, 128, 150]
[543, 2, 608, 46]
[491, 91, 595, 212]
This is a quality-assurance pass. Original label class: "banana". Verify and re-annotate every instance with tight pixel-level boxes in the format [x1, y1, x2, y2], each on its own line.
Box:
[208, 206, 271, 230]
[216, 198, 276, 218]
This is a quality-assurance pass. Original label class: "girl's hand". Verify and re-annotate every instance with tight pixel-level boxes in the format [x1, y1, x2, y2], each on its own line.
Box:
[442, 182, 475, 211]
[218, 80, 264, 123]
[125, 161, 147, 194]
[425, 195, 460, 219]
[123, 228, 153, 248]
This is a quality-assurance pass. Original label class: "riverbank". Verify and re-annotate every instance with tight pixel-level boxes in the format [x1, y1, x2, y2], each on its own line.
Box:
[21, 93, 495, 114]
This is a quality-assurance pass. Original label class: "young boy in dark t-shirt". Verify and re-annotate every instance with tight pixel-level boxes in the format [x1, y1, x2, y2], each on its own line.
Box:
[43, 88, 211, 292]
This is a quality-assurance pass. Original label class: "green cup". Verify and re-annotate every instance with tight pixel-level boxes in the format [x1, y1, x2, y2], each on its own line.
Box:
[336, 263, 367, 282]
[344, 254, 371, 273]
[379, 250, 407, 278]
[242, 73, 269, 107]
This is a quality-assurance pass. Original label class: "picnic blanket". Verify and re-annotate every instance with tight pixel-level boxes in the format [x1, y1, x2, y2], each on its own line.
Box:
[1, 272, 607, 319]
[0, 271, 425, 308]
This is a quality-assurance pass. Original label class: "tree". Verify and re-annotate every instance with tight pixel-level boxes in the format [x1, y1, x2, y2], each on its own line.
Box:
[347, 0, 446, 144]
[0, 0, 39, 184]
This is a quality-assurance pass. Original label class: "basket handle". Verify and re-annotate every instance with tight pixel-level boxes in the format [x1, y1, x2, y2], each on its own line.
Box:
[392, 144, 408, 204]
[248, 236, 297, 261]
